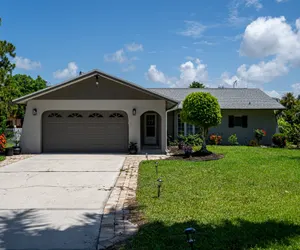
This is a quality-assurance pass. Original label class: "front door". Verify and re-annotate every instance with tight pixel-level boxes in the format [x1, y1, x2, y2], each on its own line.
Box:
[144, 113, 157, 145]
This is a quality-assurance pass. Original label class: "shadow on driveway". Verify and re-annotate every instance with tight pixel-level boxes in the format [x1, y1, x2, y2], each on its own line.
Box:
[0, 209, 102, 250]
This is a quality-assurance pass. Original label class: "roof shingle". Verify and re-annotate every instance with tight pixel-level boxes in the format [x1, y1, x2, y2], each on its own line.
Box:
[148, 88, 285, 110]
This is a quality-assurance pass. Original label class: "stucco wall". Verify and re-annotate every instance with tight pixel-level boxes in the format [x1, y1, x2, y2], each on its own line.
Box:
[210, 109, 277, 145]
[171, 109, 277, 145]
[21, 99, 167, 153]
[167, 111, 174, 138]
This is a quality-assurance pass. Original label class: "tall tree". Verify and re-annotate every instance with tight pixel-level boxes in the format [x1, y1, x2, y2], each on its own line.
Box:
[189, 81, 205, 88]
[278, 92, 300, 146]
[181, 92, 222, 153]
[10, 74, 47, 118]
[280, 92, 297, 110]
[0, 18, 16, 133]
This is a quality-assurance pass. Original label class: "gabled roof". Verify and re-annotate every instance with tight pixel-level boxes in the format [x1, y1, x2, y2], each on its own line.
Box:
[149, 88, 285, 110]
[13, 69, 178, 109]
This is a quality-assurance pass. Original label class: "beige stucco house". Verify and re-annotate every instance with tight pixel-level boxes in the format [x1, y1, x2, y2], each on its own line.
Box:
[13, 69, 284, 154]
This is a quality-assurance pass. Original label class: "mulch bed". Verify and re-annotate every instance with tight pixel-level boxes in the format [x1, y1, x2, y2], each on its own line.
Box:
[167, 146, 224, 161]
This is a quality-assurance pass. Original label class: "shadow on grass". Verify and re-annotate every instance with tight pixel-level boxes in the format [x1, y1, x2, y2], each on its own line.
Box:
[0, 209, 102, 249]
[120, 219, 300, 250]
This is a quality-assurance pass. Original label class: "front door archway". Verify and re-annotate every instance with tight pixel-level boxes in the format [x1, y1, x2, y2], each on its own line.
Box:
[140, 111, 161, 150]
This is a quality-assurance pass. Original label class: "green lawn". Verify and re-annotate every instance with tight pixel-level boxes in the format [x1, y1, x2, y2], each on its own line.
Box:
[122, 146, 300, 250]
[0, 155, 5, 161]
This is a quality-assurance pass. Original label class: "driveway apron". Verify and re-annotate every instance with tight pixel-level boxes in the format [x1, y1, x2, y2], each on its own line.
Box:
[0, 154, 125, 250]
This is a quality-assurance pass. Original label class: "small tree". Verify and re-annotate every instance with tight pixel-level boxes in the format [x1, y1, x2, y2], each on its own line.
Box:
[181, 92, 222, 153]
[189, 81, 205, 88]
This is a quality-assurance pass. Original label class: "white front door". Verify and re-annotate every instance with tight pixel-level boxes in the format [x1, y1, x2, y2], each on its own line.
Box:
[144, 113, 157, 145]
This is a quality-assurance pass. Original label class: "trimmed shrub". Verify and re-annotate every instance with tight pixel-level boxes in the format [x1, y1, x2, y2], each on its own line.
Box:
[0, 134, 6, 152]
[178, 134, 203, 146]
[249, 139, 258, 146]
[272, 133, 287, 148]
[228, 134, 239, 145]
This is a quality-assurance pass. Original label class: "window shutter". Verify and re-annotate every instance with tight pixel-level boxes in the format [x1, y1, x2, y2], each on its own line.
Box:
[228, 116, 234, 128]
[242, 116, 248, 128]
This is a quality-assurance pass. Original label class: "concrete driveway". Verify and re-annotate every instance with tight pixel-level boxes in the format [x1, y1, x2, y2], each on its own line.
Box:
[0, 154, 125, 250]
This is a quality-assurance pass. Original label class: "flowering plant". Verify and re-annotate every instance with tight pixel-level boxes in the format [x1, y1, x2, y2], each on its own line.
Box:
[254, 129, 266, 144]
[183, 145, 193, 156]
[0, 134, 6, 152]
[209, 134, 222, 145]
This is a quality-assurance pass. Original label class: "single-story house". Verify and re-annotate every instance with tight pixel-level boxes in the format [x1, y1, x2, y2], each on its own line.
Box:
[13, 69, 284, 154]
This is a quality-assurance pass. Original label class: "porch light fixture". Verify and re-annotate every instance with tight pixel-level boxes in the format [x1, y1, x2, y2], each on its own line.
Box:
[95, 75, 99, 86]
[184, 228, 196, 249]
[32, 108, 37, 116]
[132, 108, 136, 116]
[157, 177, 162, 197]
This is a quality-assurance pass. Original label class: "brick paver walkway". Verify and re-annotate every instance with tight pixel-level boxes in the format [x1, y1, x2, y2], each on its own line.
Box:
[97, 155, 168, 250]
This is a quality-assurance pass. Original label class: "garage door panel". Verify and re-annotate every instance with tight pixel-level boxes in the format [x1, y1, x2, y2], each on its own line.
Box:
[42, 111, 128, 153]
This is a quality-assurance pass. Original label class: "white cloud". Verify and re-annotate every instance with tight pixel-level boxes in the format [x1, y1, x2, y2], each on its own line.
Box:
[178, 21, 206, 38]
[276, 0, 288, 2]
[146, 65, 171, 84]
[228, 0, 262, 26]
[122, 65, 136, 72]
[14, 56, 41, 70]
[146, 58, 208, 87]
[240, 16, 300, 66]
[296, 18, 300, 30]
[104, 49, 127, 63]
[222, 16, 300, 90]
[193, 41, 217, 46]
[224, 33, 243, 41]
[53, 62, 78, 79]
[220, 59, 288, 87]
[292, 83, 300, 95]
[125, 43, 143, 52]
[185, 56, 195, 61]
[245, 0, 263, 10]
[265, 90, 281, 98]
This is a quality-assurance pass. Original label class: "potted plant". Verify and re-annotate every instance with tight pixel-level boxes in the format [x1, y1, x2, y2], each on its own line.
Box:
[128, 142, 138, 154]
[5, 141, 15, 156]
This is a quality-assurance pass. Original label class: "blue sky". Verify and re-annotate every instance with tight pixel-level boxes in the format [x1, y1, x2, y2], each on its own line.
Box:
[2, 0, 300, 97]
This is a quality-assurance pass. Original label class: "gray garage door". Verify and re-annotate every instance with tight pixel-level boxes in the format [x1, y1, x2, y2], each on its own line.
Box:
[42, 111, 128, 153]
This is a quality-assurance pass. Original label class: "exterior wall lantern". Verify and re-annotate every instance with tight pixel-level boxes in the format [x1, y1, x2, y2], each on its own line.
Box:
[132, 108, 136, 116]
[32, 108, 37, 116]
[95, 75, 99, 86]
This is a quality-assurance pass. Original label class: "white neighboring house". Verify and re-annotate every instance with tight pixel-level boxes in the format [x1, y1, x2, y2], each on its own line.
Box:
[13, 69, 284, 154]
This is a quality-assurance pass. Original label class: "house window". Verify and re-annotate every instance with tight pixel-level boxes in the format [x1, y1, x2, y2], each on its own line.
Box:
[177, 114, 184, 135]
[186, 124, 194, 135]
[109, 113, 124, 118]
[68, 113, 83, 118]
[89, 113, 103, 118]
[229, 115, 248, 128]
[177, 114, 201, 136]
[48, 112, 62, 118]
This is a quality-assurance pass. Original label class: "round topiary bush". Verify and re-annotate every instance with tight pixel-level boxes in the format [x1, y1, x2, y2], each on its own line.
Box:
[272, 133, 287, 148]
[181, 92, 222, 153]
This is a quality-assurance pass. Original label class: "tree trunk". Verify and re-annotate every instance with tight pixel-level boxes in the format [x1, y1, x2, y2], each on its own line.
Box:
[200, 127, 209, 152]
